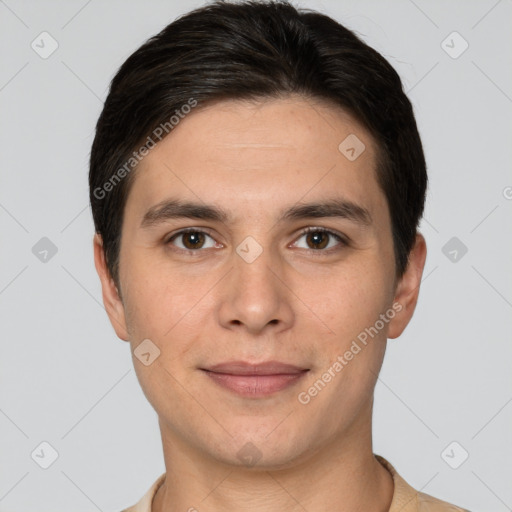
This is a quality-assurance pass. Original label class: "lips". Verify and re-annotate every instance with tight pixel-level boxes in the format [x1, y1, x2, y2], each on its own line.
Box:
[200, 360, 309, 397]
[203, 360, 308, 375]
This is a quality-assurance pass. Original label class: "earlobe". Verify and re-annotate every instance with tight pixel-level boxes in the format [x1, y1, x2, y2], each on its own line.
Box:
[387, 233, 427, 339]
[93, 234, 130, 341]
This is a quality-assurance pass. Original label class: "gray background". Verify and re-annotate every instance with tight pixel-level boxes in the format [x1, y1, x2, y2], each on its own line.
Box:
[1, 0, 511, 510]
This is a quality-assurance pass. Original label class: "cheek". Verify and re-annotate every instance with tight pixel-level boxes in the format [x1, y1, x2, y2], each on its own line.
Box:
[310, 270, 391, 401]
[308, 264, 393, 342]
[120, 257, 172, 340]
[121, 255, 211, 347]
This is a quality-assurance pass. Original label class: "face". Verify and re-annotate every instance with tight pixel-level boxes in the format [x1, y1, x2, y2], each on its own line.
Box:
[95, 96, 426, 469]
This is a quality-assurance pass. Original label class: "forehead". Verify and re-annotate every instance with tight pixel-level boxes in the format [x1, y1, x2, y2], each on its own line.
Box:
[126, 96, 386, 221]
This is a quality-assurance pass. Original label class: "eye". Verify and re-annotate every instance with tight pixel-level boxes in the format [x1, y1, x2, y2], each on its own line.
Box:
[165, 227, 347, 253]
[166, 228, 219, 251]
[292, 227, 347, 252]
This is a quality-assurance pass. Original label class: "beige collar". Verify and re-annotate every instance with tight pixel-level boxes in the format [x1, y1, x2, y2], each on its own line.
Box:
[123, 454, 468, 512]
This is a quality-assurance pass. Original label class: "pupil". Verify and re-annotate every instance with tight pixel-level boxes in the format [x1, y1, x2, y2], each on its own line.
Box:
[308, 231, 327, 249]
[185, 232, 204, 249]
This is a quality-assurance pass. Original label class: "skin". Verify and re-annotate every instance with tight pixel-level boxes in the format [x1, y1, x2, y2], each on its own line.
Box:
[94, 95, 427, 512]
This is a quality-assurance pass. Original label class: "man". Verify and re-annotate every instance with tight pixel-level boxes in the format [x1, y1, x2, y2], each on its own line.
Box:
[89, 1, 469, 510]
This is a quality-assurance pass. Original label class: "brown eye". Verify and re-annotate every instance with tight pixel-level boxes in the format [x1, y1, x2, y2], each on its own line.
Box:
[305, 231, 329, 249]
[181, 231, 205, 249]
[167, 229, 216, 251]
[293, 228, 346, 252]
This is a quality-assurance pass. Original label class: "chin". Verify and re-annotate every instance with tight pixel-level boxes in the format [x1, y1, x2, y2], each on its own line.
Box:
[205, 427, 313, 471]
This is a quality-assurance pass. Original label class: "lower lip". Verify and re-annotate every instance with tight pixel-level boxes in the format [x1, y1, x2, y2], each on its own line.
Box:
[202, 370, 308, 397]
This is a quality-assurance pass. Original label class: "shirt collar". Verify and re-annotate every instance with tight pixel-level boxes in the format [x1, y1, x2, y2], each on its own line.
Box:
[124, 454, 465, 512]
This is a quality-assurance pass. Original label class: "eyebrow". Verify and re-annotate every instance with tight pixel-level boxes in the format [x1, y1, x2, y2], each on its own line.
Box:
[140, 197, 372, 229]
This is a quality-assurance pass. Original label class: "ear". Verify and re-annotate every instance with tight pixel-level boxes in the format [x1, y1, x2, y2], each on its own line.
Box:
[387, 233, 427, 339]
[93, 233, 130, 341]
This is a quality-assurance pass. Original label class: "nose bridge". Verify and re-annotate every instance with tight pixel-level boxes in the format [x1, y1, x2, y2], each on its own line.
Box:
[233, 235, 281, 302]
[217, 234, 293, 333]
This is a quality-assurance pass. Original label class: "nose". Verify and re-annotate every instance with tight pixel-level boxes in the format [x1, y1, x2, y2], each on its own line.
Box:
[216, 243, 295, 336]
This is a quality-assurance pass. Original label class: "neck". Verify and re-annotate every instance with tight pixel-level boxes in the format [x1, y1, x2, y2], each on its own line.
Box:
[152, 404, 394, 512]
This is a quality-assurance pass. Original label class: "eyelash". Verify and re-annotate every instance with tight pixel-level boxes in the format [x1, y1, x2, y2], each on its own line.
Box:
[165, 226, 348, 255]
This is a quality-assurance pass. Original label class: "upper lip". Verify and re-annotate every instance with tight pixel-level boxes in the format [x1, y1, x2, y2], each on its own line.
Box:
[202, 360, 309, 375]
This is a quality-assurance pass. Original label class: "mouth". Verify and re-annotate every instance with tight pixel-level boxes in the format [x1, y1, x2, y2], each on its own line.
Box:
[200, 360, 310, 398]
